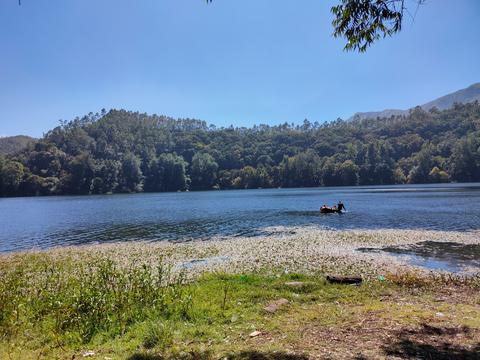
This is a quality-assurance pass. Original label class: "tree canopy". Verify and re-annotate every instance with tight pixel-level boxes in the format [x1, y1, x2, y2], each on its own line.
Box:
[1, 101, 480, 197]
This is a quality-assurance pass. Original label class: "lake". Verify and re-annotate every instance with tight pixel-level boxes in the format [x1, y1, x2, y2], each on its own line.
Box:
[1, 183, 480, 253]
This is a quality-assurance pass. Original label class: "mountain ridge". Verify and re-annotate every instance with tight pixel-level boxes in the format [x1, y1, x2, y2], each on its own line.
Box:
[350, 82, 480, 121]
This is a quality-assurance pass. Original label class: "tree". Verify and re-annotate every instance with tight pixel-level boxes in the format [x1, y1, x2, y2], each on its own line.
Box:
[145, 153, 188, 192]
[61, 153, 95, 194]
[280, 150, 322, 188]
[332, 0, 425, 52]
[218, 169, 234, 189]
[232, 166, 257, 189]
[19, 173, 44, 196]
[120, 153, 144, 193]
[206, 0, 425, 52]
[407, 144, 434, 184]
[232, 165, 272, 189]
[26, 142, 65, 178]
[358, 142, 394, 185]
[190, 153, 218, 189]
[321, 157, 339, 186]
[1, 160, 25, 195]
[91, 159, 121, 194]
[337, 160, 359, 186]
[428, 166, 450, 183]
[0, 156, 4, 194]
[393, 167, 407, 184]
[449, 137, 480, 182]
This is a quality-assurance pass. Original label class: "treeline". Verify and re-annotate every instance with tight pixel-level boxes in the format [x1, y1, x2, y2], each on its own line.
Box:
[1, 102, 480, 197]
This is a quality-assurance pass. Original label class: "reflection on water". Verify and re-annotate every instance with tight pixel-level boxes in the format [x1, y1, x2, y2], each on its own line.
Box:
[0, 183, 480, 253]
[357, 241, 480, 272]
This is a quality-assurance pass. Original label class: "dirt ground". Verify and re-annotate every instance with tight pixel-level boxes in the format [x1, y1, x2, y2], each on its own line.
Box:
[234, 287, 480, 360]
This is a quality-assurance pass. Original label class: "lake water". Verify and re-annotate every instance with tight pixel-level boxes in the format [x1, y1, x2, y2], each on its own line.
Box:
[1, 183, 480, 255]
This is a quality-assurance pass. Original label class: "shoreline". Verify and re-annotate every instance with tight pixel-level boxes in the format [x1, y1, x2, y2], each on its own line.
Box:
[0, 181, 479, 199]
[3, 226, 479, 277]
[1, 226, 479, 359]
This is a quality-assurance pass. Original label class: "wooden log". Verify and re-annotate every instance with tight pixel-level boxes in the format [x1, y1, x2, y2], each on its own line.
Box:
[326, 275, 362, 284]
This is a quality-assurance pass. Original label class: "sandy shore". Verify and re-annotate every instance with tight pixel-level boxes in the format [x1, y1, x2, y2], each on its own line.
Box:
[3, 226, 479, 278]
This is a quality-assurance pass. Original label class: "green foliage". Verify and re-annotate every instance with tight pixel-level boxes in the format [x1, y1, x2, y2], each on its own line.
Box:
[142, 320, 173, 350]
[2, 253, 478, 358]
[1, 160, 24, 194]
[145, 153, 189, 192]
[280, 150, 322, 188]
[62, 153, 95, 194]
[428, 166, 450, 183]
[331, 0, 412, 52]
[337, 160, 359, 186]
[190, 152, 219, 190]
[0, 255, 192, 344]
[230, 165, 272, 189]
[1, 102, 480, 197]
[121, 153, 144, 192]
[205, 1, 425, 53]
[449, 136, 480, 182]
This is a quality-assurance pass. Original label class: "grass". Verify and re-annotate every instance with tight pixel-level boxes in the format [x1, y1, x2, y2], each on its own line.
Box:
[0, 251, 479, 359]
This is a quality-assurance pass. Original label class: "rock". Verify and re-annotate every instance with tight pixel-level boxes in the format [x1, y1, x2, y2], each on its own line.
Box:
[326, 275, 362, 284]
[82, 351, 95, 357]
[264, 298, 289, 313]
[436, 312, 445, 317]
[249, 330, 261, 337]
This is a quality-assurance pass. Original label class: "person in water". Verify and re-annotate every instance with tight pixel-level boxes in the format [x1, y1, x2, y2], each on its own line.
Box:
[337, 201, 346, 212]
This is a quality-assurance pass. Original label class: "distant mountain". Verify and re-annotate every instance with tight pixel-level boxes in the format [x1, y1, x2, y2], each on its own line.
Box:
[421, 82, 480, 111]
[350, 82, 480, 120]
[0, 135, 35, 155]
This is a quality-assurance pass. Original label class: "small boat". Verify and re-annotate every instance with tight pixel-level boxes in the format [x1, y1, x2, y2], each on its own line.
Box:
[320, 206, 342, 214]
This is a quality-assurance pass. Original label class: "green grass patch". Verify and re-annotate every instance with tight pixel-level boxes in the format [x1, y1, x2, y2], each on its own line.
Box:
[1, 253, 479, 359]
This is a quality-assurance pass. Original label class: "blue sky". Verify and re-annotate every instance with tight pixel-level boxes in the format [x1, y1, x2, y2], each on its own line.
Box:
[0, 0, 479, 137]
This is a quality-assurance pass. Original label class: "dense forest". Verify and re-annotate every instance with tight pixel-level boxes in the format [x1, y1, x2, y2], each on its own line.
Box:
[1, 102, 480, 197]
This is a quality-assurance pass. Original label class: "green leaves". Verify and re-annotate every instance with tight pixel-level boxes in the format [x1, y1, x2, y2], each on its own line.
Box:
[0, 255, 191, 344]
[205, 0, 425, 52]
[331, 0, 409, 52]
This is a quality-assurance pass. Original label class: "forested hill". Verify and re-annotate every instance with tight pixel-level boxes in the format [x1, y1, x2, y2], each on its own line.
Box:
[1, 102, 480, 197]
[0, 135, 35, 155]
